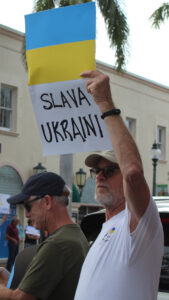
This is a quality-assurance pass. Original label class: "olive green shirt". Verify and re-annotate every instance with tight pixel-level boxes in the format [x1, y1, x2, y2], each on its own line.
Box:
[19, 224, 89, 300]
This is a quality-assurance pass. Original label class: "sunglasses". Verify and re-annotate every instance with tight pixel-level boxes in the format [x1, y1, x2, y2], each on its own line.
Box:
[23, 195, 45, 213]
[90, 165, 119, 179]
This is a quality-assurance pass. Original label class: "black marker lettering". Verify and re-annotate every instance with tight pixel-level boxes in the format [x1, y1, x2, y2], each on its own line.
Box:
[78, 87, 91, 106]
[71, 118, 85, 142]
[67, 89, 78, 107]
[41, 122, 53, 142]
[40, 94, 53, 110]
[60, 91, 71, 108]
[94, 115, 103, 137]
[50, 93, 62, 108]
[82, 114, 97, 136]
[52, 121, 64, 142]
[60, 119, 73, 141]
[78, 116, 87, 139]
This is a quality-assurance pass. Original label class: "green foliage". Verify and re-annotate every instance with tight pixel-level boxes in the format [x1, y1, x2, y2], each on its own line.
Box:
[59, 0, 71, 6]
[57, 0, 91, 7]
[98, 0, 129, 71]
[33, 0, 55, 12]
[150, 2, 169, 29]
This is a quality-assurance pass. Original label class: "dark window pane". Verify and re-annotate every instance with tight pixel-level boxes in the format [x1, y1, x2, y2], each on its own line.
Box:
[0, 85, 13, 129]
[159, 214, 169, 292]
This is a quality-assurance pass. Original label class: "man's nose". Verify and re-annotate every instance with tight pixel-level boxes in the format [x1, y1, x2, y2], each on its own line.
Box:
[96, 170, 105, 180]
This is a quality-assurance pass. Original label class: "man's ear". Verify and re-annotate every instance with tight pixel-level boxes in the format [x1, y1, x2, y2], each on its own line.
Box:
[44, 195, 52, 210]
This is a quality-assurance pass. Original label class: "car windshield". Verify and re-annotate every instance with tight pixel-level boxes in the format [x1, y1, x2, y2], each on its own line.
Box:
[159, 213, 169, 292]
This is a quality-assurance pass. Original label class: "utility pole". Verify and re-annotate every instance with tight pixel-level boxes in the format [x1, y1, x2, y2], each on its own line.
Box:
[59, 154, 73, 215]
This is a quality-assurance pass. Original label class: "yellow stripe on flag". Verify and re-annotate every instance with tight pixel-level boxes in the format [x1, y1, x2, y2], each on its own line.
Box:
[26, 40, 95, 85]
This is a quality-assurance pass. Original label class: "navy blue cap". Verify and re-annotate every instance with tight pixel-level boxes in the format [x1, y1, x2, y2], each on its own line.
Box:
[7, 172, 65, 204]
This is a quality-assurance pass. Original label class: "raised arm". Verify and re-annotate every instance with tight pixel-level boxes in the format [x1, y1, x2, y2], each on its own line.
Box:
[81, 70, 150, 230]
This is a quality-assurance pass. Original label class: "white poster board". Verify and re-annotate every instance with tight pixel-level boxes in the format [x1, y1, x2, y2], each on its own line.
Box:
[26, 3, 112, 156]
[0, 194, 10, 214]
[25, 225, 40, 237]
[29, 79, 112, 156]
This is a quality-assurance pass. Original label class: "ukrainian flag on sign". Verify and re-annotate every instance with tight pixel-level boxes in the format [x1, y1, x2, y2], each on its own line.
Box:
[25, 2, 96, 85]
[24, 2, 103, 157]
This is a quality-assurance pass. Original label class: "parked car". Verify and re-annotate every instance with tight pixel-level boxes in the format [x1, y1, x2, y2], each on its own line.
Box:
[80, 196, 169, 300]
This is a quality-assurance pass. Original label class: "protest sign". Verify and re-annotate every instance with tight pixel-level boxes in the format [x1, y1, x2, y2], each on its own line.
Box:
[0, 194, 10, 214]
[25, 225, 40, 237]
[25, 2, 112, 155]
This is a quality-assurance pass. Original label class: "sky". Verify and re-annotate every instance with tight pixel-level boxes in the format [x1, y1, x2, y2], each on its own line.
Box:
[0, 0, 169, 87]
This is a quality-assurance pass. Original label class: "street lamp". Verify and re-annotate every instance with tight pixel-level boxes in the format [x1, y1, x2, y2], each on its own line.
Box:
[150, 141, 161, 196]
[76, 168, 86, 196]
[33, 163, 47, 174]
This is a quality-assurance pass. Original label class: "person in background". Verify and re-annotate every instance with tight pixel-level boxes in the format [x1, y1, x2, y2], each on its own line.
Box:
[17, 219, 24, 252]
[0, 172, 89, 300]
[0, 214, 8, 247]
[74, 70, 164, 300]
[24, 219, 40, 248]
[5, 216, 19, 272]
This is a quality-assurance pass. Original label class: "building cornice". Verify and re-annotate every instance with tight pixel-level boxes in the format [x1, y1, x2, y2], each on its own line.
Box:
[96, 60, 169, 93]
[0, 24, 24, 42]
[0, 24, 168, 93]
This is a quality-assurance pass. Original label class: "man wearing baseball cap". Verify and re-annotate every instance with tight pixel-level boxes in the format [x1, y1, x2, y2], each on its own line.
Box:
[74, 70, 164, 300]
[0, 172, 89, 300]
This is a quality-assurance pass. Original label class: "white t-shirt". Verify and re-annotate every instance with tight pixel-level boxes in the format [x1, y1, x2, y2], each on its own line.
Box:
[75, 198, 164, 300]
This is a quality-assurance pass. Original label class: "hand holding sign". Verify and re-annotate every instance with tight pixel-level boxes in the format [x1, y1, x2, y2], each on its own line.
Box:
[80, 70, 113, 108]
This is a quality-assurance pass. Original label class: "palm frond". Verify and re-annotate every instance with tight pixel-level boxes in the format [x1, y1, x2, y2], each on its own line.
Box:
[59, 0, 70, 6]
[97, 0, 129, 71]
[33, 0, 54, 12]
[59, 0, 91, 7]
[150, 2, 169, 29]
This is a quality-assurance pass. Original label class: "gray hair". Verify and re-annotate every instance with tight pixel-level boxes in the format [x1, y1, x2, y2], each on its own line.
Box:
[11, 216, 19, 223]
[53, 185, 71, 206]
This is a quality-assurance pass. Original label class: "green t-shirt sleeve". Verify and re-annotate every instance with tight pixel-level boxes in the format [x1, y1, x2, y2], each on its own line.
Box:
[18, 242, 65, 299]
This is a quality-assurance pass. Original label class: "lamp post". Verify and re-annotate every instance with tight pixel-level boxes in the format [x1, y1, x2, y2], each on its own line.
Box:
[76, 168, 87, 196]
[150, 142, 161, 196]
[33, 163, 47, 174]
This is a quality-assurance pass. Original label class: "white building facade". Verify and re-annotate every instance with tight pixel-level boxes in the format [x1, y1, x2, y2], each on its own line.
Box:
[0, 24, 169, 259]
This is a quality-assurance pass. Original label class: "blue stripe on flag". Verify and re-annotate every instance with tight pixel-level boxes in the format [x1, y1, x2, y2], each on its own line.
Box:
[25, 2, 95, 50]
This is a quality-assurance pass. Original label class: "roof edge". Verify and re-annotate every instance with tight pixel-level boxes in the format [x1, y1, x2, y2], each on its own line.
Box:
[0, 24, 24, 41]
[96, 60, 169, 92]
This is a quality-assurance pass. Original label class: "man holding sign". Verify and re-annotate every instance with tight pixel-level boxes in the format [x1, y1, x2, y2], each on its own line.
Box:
[74, 70, 164, 300]
[5, 216, 19, 272]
